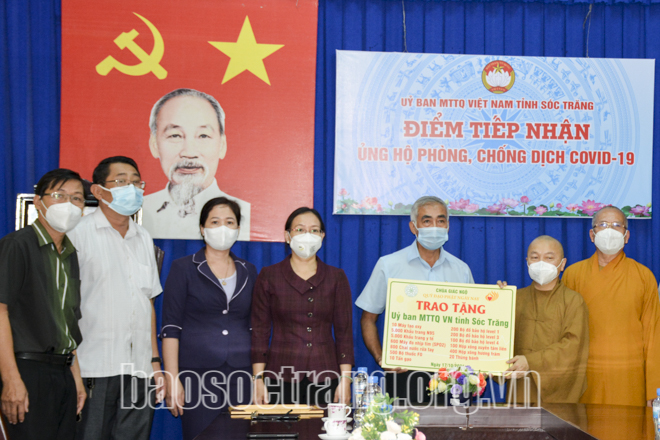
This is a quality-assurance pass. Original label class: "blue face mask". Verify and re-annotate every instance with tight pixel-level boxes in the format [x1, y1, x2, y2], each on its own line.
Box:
[100, 185, 144, 216]
[415, 225, 449, 250]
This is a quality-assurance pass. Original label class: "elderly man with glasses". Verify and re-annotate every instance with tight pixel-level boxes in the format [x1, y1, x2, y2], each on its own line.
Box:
[67, 156, 163, 440]
[355, 196, 474, 406]
[0, 169, 87, 439]
[563, 206, 660, 407]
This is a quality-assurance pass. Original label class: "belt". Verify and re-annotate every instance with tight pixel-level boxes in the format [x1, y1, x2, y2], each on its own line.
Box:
[15, 352, 75, 367]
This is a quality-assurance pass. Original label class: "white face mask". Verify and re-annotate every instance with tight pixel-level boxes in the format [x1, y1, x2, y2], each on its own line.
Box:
[414, 224, 449, 251]
[527, 260, 563, 286]
[203, 226, 239, 251]
[289, 233, 323, 259]
[594, 228, 627, 255]
[40, 201, 82, 233]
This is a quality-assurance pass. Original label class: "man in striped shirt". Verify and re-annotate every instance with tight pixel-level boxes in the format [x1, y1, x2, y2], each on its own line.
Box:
[0, 169, 87, 439]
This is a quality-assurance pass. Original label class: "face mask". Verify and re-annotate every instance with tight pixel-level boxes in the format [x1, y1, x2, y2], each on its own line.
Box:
[594, 228, 627, 255]
[40, 201, 82, 233]
[289, 233, 323, 259]
[203, 226, 239, 251]
[99, 185, 144, 216]
[415, 225, 449, 251]
[528, 260, 563, 286]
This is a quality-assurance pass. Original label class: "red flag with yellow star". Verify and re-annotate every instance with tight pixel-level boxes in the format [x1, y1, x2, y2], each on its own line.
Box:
[60, 0, 317, 242]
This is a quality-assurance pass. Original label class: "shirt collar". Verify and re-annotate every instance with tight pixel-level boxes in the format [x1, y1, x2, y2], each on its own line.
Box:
[406, 239, 446, 268]
[192, 248, 207, 264]
[31, 219, 76, 259]
[192, 247, 242, 264]
[282, 254, 328, 294]
[92, 206, 137, 239]
[32, 218, 53, 247]
[192, 247, 246, 293]
[531, 279, 563, 296]
[591, 250, 626, 271]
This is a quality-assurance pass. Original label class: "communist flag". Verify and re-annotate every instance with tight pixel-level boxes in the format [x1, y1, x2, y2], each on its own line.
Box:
[60, 0, 317, 242]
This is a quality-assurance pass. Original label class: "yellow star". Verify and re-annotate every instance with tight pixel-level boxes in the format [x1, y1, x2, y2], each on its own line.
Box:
[209, 16, 284, 85]
[493, 62, 504, 74]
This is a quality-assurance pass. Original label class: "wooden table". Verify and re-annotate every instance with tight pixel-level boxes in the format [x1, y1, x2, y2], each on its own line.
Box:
[195, 404, 657, 440]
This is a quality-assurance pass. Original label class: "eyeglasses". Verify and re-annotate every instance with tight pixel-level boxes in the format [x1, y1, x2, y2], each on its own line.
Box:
[288, 227, 323, 236]
[104, 179, 146, 189]
[415, 219, 448, 228]
[43, 192, 86, 207]
[593, 221, 626, 230]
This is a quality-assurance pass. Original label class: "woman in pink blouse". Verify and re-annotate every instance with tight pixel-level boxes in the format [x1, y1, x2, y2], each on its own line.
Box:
[251, 207, 354, 407]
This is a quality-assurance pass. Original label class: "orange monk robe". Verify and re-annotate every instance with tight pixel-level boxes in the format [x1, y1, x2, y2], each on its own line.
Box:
[509, 281, 589, 404]
[563, 252, 660, 406]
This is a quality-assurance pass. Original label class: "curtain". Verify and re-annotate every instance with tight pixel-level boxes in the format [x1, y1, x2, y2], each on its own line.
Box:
[2, 0, 660, 439]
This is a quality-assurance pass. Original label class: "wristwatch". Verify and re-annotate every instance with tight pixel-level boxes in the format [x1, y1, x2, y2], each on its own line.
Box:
[252, 374, 264, 381]
[151, 357, 162, 364]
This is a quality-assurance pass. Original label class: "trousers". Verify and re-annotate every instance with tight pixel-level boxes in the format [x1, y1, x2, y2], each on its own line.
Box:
[3, 358, 77, 440]
[75, 375, 154, 440]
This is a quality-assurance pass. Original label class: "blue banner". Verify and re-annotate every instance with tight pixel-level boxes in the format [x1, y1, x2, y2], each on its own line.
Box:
[334, 51, 655, 218]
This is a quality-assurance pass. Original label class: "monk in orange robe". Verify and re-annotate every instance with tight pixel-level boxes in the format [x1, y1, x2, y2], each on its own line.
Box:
[505, 236, 589, 404]
[563, 206, 660, 407]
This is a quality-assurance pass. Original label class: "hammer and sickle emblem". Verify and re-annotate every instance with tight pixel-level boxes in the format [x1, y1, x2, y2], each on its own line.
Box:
[96, 12, 167, 79]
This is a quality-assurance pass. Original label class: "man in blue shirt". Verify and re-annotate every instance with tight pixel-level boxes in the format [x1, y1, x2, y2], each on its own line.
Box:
[356, 196, 473, 405]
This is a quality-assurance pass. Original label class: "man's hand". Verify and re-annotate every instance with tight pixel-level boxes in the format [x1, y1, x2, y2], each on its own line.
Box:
[377, 356, 408, 373]
[382, 367, 409, 373]
[1, 375, 29, 424]
[73, 376, 86, 415]
[0, 304, 28, 424]
[505, 355, 529, 379]
[497, 280, 508, 289]
[70, 352, 86, 414]
[383, 366, 409, 373]
[153, 370, 165, 404]
[648, 399, 653, 407]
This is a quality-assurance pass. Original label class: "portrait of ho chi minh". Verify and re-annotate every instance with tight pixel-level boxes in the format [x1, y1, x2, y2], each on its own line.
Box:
[142, 88, 251, 241]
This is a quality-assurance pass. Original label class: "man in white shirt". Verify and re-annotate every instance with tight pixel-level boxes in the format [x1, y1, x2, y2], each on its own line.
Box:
[356, 196, 474, 405]
[142, 88, 251, 241]
[68, 156, 163, 440]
